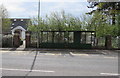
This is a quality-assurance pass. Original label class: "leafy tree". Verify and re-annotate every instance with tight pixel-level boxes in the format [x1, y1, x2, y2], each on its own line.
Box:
[87, 1, 120, 37]
[66, 15, 82, 31]
[0, 4, 11, 34]
[28, 11, 83, 32]
[87, 2, 120, 24]
[116, 11, 120, 36]
[28, 17, 48, 32]
[86, 10, 118, 37]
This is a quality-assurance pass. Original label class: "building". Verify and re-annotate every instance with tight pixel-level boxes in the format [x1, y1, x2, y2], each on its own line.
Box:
[10, 18, 30, 40]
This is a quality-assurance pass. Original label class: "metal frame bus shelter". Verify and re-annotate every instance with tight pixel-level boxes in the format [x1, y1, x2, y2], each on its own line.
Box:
[30, 31, 95, 49]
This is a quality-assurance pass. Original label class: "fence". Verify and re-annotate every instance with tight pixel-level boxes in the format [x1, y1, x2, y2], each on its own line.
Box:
[97, 37, 119, 49]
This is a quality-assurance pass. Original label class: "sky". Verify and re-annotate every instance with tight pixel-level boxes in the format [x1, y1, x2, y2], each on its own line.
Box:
[1, 0, 93, 18]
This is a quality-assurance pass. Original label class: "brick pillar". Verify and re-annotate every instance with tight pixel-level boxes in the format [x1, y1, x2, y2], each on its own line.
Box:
[105, 35, 112, 49]
[25, 31, 31, 48]
[13, 32, 20, 47]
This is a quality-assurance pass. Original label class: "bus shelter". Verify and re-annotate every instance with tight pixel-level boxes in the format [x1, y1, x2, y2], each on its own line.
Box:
[30, 31, 95, 49]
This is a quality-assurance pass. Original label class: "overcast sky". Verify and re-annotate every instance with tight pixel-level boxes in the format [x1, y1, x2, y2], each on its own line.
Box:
[1, 0, 93, 18]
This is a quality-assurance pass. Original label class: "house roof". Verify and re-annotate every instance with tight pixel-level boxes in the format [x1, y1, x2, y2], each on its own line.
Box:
[10, 18, 30, 30]
[11, 26, 26, 32]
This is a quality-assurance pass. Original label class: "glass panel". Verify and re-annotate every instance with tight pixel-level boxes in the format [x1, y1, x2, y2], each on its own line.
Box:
[48, 32, 52, 43]
[69, 32, 74, 43]
[64, 32, 68, 43]
[42, 32, 47, 42]
[91, 32, 95, 46]
[59, 32, 64, 43]
[86, 32, 91, 44]
[54, 32, 64, 43]
[54, 32, 59, 43]
[81, 32, 86, 43]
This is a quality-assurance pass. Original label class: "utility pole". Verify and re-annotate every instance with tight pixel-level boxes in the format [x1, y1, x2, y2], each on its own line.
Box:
[37, 0, 40, 48]
[38, 0, 40, 19]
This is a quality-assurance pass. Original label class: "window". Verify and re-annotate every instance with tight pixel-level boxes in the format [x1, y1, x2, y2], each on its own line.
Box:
[81, 32, 86, 43]
[59, 32, 64, 43]
[64, 32, 68, 43]
[54, 32, 64, 43]
[54, 32, 60, 43]
[68, 32, 74, 43]
[91, 32, 95, 46]
[42, 32, 47, 43]
[48, 32, 52, 43]
[86, 32, 91, 44]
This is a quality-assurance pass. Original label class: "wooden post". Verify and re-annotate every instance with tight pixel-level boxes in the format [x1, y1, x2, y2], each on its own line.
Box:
[105, 35, 112, 49]
[25, 31, 31, 48]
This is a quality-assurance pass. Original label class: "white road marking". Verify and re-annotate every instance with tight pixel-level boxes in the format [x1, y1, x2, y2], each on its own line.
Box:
[100, 73, 119, 76]
[104, 57, 117, 59]
[37, 53, 61, 56]
[0, 51, 9, 53]
[102, 52, 107, 55]
[70, 52, 89, 56]
[0, 68, 54, 73]
[0, 51, 30, 53]
[45, 53, 56, 55]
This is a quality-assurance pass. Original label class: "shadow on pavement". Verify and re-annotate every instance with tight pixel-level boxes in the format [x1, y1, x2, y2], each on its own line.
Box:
[24, 51, 38, 78]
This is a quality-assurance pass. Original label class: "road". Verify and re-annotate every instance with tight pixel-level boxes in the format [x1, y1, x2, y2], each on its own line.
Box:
[1, 50, 119, 76]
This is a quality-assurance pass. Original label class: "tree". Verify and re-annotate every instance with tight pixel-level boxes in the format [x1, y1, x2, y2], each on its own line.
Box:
[28, 17, 47, 32]
[0, 4, 11, 34]
[86, 10, 118, 37]
[87, 1, 120, 37]
[87, 2, 120, 25]
[28, 11, 83, 32]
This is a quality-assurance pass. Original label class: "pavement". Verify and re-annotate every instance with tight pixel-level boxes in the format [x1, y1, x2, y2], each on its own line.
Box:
[0, 48, 119, 56]
[0, 49, 119, 76]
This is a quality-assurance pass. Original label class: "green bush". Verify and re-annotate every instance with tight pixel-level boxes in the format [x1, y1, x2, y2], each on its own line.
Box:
[2, 34, 13, 48]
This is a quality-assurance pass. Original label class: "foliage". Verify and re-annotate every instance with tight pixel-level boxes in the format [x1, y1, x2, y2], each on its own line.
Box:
[28, 11, 82, 31]
[28, 17, 47, 32]
[2, 18, 11, 33]
[0, 4, 11, 34]
[117, 13, 120, 36]
[89, 11, 118, 37]
[2, 35, 13, 47]
[28, 8, 119, 37]
[87, 1, 120, 37]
